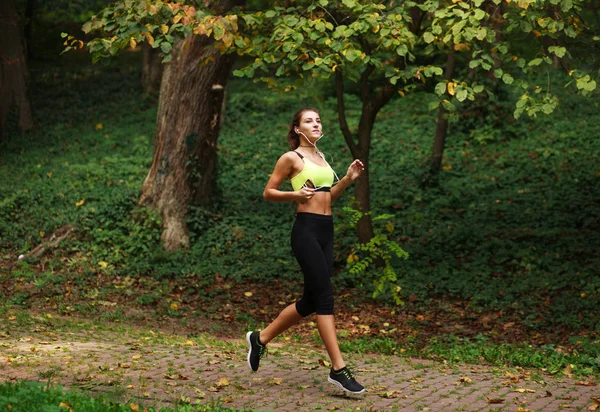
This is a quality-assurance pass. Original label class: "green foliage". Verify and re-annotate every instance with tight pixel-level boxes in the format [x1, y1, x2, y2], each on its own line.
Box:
[1, 50, 599, 334]
[422, 334, 600, 376]
[342, 207, 409, 305]
[0, 380, 244, 411]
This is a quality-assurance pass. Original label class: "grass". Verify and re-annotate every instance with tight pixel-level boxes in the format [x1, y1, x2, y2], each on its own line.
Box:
[0, 381, 243, 412]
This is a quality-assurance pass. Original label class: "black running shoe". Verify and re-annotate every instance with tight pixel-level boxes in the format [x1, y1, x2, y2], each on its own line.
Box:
[246, 331, 267, 372]
[328, 366, 365, 394]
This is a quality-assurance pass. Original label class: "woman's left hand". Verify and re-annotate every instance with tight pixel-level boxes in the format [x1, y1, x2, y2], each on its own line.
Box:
[346, 159, 365, 181]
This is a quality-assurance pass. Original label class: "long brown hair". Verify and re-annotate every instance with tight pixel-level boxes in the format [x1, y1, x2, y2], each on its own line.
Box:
[287, 107, 320, 150]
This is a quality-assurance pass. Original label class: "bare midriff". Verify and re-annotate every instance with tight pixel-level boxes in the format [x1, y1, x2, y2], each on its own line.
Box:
[296, 192, 332, 216]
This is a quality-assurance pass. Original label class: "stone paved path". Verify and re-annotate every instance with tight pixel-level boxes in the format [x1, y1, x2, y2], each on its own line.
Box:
[0, 323, 597, 411]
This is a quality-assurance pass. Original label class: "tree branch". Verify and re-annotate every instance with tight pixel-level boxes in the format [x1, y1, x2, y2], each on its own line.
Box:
[335, 67, 358, 155]
[360, 63, 375, 102]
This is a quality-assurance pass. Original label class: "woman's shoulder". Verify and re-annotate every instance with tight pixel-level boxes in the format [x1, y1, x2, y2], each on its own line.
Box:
[278, 150, 301, 162]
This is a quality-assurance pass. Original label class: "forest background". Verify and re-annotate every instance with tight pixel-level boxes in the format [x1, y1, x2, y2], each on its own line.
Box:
[1, 0, 599, 397]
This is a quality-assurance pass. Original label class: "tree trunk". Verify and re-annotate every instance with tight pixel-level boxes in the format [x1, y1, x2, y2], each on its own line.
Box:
[430, 51, 456, 172]
[0, 0, 33, 139]
[139, 35, 235, 251]
[336, 67, 395, 243]
[142, 42, 163, 95]
[24, 0, 35, 58]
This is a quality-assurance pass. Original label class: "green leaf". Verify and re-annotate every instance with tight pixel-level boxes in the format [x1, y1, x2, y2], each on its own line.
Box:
[502, 73, 514, 84]
[528, 58, 543, 66]
[345, 49, 362, 62]
[456, 89, 468, 102]
[560, 0, 573, 11]
[396, 45, 408, 56]
[342, 0, 357, 8]
[441, 100, 456, 111]
[428, 100, 440, 110]
[476, 27, 487, 40]
[435, 82, 447, 96]
[473, 9, 485, 20]
[423, 32, 435, 43]
[548, 46, 566, 58]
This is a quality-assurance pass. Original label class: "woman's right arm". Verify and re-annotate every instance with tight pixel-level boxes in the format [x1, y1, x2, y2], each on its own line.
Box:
[263, 153, 314, 203]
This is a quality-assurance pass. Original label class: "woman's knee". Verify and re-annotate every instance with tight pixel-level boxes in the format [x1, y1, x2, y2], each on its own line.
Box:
[315, 292, 334, 315]
[295, 299, 315, 317]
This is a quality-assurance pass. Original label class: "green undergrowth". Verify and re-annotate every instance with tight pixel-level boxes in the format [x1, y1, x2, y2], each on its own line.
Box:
[0, 381, 243, 412]
[1, 48, 599, 335]
[339, 334, 600, 378]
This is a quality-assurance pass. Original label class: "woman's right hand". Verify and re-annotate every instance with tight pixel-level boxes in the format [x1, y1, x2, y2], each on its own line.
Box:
[297, 187, 316, 203]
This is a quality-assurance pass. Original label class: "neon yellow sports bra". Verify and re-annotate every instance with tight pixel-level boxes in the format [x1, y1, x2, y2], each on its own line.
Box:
[290, 151, 335, 192]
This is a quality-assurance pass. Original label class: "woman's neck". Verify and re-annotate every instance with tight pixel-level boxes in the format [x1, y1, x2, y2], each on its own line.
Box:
[298, 145, 318, 153]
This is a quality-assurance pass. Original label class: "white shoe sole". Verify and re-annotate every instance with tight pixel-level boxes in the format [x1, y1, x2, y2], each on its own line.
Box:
[246, 331, 255, 372]
[327, 377, 365, 394]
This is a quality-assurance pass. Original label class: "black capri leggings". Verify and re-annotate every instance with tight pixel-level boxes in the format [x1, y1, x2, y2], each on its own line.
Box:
[291, 212, 335, 317]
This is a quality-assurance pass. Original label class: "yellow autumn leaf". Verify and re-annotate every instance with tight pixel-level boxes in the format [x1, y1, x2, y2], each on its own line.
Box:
[454, 43, 470, 52]
[98, 261, 108, 268]
[183, 340, 196, 346]
[75, 199, 85, 207]
[145, 32, 155, 46]
[271, 377, 283, 385]
[96, 123, 103, 130]
[442, 164, 453, 171]
[130, 37, 137, 49]
[216, 378, 230, 387]
[59, 402, 73, 412]
[319, 359, 331, 368]
[447, 82, 456, 96]
[173, 14, 183, 24]
[161, 24, 169, 34]
[244, 291, 253, 297]
[130, 403, 139, 412]
[170, 302, 180, 311]
[514, 388, 536, 393]
[47, 172, 52, 178]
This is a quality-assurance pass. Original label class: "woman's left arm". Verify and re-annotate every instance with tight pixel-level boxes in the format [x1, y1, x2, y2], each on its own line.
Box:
[330, 159, 364, 201]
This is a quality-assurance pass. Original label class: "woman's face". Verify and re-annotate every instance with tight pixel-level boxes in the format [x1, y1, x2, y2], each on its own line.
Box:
[297, 110, 322, 143]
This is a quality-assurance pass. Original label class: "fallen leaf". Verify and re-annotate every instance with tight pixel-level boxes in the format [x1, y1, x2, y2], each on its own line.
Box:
[460, 377, 473, 384]
[170, 302, 179, 311]
[514, 388, 536, 393]
[516, 408, 533, 412]
[576, 381, 597, 387]
[382, 390, 402, 398]
[75, 199, 85, 207]
[503, 322, 515, 330]
[563, 364, 574, 378]
[487, 398, 505, 404]
[59, 402, 73, 412]
[216, 378, 230, 387]
[271, 377, 283, 385]
[319, 359, 330, 368]
[244, 292, 253, 297]
[194, 388, 205, 399]
[119, 363, 131, 369]
[129, 404, 139, 412]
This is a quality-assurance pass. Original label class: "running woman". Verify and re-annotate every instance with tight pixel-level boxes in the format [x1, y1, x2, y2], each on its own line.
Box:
[246, 107, 365, 394]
